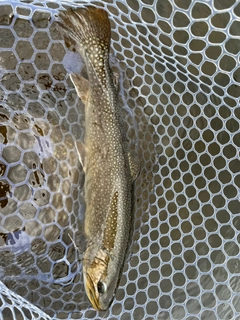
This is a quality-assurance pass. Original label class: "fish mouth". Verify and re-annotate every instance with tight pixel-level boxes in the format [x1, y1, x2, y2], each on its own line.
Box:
[85, 273, 101, 311]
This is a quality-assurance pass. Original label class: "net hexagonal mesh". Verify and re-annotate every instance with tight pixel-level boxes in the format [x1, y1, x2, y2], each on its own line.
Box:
[0, 0, 240, 319]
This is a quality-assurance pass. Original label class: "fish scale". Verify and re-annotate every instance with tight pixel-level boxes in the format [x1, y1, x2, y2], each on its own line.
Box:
[57, 6, 139, 311]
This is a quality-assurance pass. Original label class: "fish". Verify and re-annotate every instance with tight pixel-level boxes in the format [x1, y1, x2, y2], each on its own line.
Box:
[57, 6, 140, 311]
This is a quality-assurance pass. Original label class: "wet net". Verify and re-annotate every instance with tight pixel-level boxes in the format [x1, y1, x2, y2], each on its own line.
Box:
[0, 0, 240, 319]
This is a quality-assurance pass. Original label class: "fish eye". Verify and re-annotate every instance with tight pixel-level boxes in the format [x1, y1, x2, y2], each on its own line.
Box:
[97, 281, 106, 294]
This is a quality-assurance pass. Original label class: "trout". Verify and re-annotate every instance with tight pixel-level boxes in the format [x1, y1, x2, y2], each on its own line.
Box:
[57, 7, 139, 311]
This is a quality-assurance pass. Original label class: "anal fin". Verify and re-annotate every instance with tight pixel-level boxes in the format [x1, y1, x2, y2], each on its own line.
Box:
[75, 140, 86, 172]
[70, 73, 89, 104]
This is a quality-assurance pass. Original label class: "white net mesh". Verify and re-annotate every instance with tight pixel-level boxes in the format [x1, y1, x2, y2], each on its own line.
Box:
[1, 0, 240, 319]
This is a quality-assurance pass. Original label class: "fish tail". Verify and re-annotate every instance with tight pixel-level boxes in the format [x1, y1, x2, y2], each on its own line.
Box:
[57, 6, 111, 65]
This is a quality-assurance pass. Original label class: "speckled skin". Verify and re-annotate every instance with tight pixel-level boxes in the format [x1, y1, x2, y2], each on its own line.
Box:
[57, 7, 138, 311]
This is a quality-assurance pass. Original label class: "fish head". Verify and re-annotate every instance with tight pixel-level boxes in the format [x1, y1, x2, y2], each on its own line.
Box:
[83, 245, 122, 311]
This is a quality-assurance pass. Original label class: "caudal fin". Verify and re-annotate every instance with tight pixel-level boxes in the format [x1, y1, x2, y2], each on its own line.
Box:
[57, 6, 111, 56]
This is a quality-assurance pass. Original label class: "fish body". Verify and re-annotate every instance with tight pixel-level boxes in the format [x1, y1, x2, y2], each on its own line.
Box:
[57, 7, 139, 311]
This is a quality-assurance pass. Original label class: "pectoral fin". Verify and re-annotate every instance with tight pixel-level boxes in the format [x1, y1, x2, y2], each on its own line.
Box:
[75, 140, 86, 172]
[70, 73, 89, 104]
